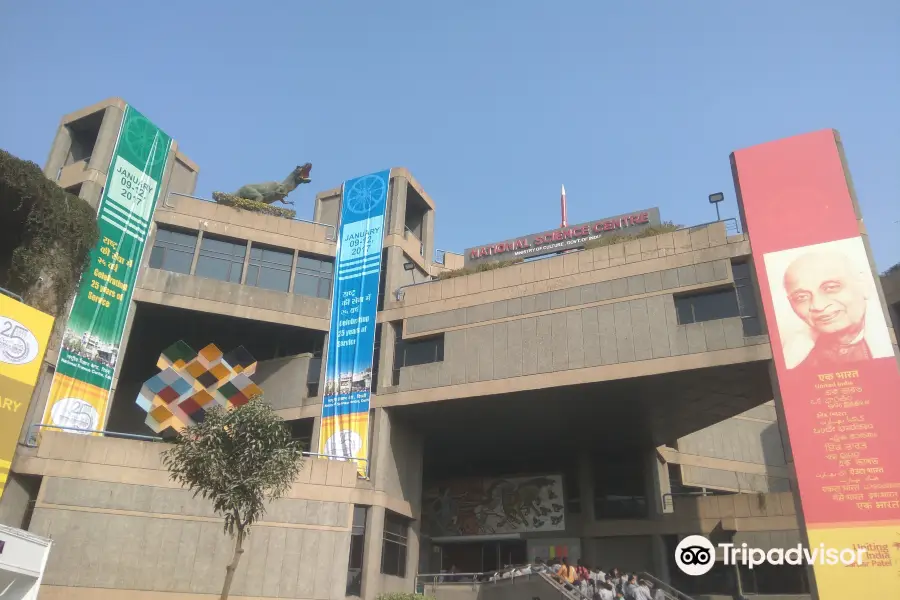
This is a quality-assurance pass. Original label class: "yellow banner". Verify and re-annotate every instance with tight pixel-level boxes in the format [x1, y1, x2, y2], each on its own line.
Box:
[807, 522, 900, 598]
[319, 412, 369, 477]
[41, 373, 109, 434]
[0, 295, 54, 499]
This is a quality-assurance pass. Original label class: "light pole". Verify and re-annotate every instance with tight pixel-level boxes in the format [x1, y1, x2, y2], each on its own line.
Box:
[709, 192, 725, 222]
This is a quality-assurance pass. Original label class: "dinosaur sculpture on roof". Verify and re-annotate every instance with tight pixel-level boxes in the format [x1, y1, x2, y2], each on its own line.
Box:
[232, 163, 312, 206]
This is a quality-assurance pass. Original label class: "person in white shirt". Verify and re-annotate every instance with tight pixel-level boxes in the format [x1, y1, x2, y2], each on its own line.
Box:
[595, 580, 615, 600]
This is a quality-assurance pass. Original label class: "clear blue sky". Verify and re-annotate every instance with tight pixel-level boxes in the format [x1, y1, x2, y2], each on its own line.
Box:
[2, 2, 898, 268]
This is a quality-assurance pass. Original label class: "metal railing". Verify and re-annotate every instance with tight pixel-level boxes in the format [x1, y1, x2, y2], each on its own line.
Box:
[165, 192, 338, 241]
[394, 277, 439, 301]
[55, 156, 92, 181]
[25, 424, 164, 448]
[415, 563, 545, 594]
[638, 571, 696, 600]
[661, 489, 741, 510]
[434, 249, 463, 267]
[662, 490, 713, 509]
[23, 426, 371, 478]
[536, 571, 590, 600]
[0, 286, 24, 302]
[541, 570, 695, 600]
[415, 564, 695, 600]
[678, 217, 740, 236]
[303, 452, 370, 479]
[404, 226, 424, 256]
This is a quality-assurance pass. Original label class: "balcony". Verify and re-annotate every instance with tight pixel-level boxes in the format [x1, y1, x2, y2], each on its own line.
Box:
[135, 267, 332, 330]
[157, 193, 337, 255]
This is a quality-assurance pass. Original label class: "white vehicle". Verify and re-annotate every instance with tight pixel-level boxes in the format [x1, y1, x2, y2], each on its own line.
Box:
[0, 524, 52, 599]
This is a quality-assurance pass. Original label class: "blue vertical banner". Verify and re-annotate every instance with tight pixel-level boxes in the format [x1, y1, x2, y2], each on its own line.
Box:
[318, 170, 390, 476]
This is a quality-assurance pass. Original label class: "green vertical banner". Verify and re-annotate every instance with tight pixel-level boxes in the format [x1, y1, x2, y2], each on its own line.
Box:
[42, 105, 172, 433]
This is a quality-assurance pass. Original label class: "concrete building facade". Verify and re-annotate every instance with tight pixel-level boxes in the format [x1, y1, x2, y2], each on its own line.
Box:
[2, 98, 896, 600]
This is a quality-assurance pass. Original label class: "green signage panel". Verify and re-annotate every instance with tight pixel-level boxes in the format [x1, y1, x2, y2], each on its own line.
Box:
[42, 105, 173, 432]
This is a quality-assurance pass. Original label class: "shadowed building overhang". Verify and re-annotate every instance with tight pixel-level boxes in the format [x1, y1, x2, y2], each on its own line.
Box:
[394, 359, 774, 473]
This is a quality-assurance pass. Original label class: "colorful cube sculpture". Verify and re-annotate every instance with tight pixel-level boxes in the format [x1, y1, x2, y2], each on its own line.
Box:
[136, 341, 260, 436]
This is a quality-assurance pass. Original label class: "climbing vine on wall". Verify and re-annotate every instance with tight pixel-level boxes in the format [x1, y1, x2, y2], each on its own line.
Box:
[0, 149, 98, 316]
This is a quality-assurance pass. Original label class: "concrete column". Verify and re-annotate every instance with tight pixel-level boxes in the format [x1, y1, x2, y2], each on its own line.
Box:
[645, 448, 672, 517]
[79, 180, 105, 212]
[287, 249, 299, 292]
[43, 122, 72, 180]
[771, 367, 795, 469]
[649, 535, 671, 584]
[154, 143, 179, 213]
[313, 192, 341, 229]
[240, 241, 252, 285]
[406, 517, 422, 590]
[19, 363, 55, 445]
[376, 322, 398, 392]
[0, 473, 38, 529]
[381, 246, 406, 310]
[88, 106, 125, 175]
[141, 223, 158, 272]
[318, 333, 329, 391]
[388, 176, 408, 236]
[310, 415, 322, 453]
[104, 299, 139, 430]
[422, 209, 435, 267]
[360, 504, 385, 600]
[189, 229, 205, 275]
[370, 408, 387, 489]
[643, 448, 673, 582]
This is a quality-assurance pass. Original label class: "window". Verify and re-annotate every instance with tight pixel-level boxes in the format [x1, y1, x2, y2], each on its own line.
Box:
[149, 227, 197, 274]
[287, 419, 313, 448]
[732, 262, 762, 336]
[194, 235, 246, 284]
[293, 254, 333, 299]
[381, 511, 408, 577]
[593, 456, 647, 519]
[675, 289, 740, 325]
[392, 333, 444, 386]
[307, 356, 321, 397]
[246, 245, 292, 292]
[346, 506, 368, 596]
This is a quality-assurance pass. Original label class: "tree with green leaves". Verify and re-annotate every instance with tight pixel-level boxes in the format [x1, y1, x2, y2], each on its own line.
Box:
[161, 397, 304, 600]
[0, 148, 98, 316]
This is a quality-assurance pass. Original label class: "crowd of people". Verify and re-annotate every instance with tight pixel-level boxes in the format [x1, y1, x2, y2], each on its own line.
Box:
[485, 557, 664, 600]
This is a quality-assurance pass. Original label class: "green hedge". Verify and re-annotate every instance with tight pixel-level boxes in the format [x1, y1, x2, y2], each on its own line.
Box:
[0, 149, 98, 315]
[436, 258, 524, 280]
[212, 192, 296, 220]
[377, 594, 433, 600]
[581, 221, 680, 250]
[436, 221, 682, 281]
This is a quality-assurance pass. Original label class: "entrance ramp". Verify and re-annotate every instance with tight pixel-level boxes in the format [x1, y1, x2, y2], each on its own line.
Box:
[418, 572, 570, 600]
[417, 569, 697, 600]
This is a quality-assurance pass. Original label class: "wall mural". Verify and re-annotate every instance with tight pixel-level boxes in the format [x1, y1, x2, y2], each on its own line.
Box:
[423, 475, 566, 537]
[136, 341, 259, 436]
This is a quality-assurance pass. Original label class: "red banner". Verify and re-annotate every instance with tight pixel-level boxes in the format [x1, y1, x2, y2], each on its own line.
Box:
[732, 129, 900, 596]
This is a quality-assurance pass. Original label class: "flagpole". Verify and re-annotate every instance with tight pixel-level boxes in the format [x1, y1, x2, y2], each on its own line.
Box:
[560, 184, 568, 228]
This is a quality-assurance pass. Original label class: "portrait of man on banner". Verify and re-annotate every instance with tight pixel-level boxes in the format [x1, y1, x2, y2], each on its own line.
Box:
[763, 236, 894, 370]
